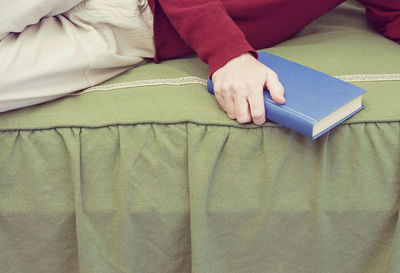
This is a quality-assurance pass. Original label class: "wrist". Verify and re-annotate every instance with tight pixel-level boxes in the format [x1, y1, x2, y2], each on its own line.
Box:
[208, 47, 258, 77]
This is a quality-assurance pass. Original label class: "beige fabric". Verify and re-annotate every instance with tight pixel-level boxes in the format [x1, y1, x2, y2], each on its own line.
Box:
[0, 0, 155, 112]
[0, 0, 84, 39]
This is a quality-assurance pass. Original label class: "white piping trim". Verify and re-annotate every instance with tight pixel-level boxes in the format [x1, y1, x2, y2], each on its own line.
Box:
[334, 73, 400, 82]
[70, 73, 400, 96]
[70, 76, 207, 96]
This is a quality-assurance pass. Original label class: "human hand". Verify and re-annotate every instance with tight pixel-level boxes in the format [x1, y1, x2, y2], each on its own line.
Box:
[211, 53, 285, 125]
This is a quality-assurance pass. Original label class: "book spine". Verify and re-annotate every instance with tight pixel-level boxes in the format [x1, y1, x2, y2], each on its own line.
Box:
[265, 99, 315, 138]
[207, 79, 214, 94]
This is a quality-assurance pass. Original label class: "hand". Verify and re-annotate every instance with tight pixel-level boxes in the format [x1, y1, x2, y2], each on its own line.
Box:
[211, 53, 285, 125]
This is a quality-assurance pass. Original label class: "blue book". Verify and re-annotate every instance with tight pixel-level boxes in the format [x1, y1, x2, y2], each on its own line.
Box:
[207, 51, 366, 139]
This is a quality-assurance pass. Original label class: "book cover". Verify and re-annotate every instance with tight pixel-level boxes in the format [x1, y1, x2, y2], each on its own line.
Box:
[207, 51, 366, 139]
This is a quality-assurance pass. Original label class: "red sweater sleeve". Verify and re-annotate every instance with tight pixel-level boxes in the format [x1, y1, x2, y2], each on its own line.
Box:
[155, 0, 257, 76]
[357, 0, 400, 43]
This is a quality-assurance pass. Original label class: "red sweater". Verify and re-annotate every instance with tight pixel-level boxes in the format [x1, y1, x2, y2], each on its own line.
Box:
[148, 0, 400, 76]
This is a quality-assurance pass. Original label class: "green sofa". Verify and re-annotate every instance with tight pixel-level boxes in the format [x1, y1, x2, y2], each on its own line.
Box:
[0, 1, 399, 272]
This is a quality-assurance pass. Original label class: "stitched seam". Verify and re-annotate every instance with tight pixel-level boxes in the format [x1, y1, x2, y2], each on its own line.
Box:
[334, 73, 400, 82]
[70, 73, 400, 96]
[70, 76, 208, 96]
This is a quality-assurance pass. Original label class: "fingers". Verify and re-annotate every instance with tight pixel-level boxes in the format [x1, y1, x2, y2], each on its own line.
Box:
[265, 68, 285, 104]
[211, 53, 285, 125]
[248, 87, 266, 125]
[213, 73, 284, 125]
[214, 82, 263, 124]
[234, 96, 251, 123]
[215, 91, 236, 119]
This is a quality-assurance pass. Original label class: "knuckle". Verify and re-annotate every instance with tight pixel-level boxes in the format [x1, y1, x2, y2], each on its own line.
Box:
[223, 82, 249, 96]
[267, 70, 278, 79]
[214, 90, 222, 97]
[220, 83, 233, 95]
[224, 81, 237, 90]
[214, 83, 223, 93]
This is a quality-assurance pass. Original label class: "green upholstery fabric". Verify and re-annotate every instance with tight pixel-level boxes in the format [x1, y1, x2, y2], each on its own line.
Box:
[0, 1, 399, 273]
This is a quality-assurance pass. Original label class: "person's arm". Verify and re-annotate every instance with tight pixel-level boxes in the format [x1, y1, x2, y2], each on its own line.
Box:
[357, 0, 400, 43]
[155, 0, 285, 125]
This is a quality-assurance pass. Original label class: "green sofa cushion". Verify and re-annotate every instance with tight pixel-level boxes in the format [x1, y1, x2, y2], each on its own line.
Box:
[0, 1, 399, 131]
